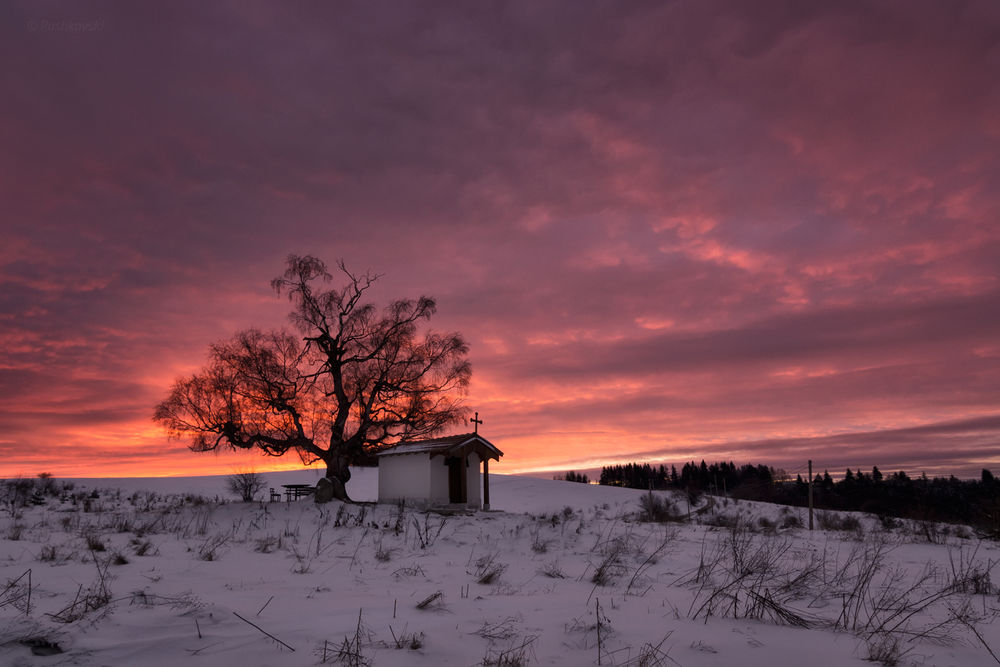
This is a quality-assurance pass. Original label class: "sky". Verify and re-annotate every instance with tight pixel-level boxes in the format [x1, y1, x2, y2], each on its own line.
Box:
[1, 1, 999, 479]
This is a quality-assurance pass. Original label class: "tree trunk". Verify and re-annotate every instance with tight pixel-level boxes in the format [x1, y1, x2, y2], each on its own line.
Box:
[322, 456, 353, 503]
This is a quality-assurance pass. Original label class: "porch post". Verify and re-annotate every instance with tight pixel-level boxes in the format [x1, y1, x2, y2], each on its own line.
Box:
[482, 458, 490, 510]
[460, 453, 468, 504]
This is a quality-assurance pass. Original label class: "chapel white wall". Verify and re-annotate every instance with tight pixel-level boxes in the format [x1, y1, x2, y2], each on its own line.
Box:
[378, 455, 430, 503]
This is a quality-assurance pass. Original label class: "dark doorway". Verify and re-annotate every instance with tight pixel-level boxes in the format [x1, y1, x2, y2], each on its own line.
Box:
[447, 456, 466, 503]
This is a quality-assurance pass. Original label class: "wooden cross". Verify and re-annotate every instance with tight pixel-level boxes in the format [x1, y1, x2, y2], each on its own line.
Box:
[470, 411, 483, 434]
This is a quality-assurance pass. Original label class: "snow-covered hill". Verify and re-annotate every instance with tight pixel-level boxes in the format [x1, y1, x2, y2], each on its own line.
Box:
[1, 471, 998, 666]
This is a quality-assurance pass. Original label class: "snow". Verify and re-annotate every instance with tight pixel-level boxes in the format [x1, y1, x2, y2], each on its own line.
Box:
[2, 470, 999, 666]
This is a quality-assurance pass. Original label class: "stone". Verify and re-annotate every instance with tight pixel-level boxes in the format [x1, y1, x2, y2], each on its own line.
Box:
[314, 477, 334, 503]
[313, 477, 344, 503]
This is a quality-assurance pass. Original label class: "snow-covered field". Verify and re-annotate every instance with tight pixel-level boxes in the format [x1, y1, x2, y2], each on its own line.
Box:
[2, 469, 999, 666]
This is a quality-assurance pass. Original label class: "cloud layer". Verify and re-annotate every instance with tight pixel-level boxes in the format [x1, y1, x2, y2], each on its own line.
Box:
[1, 1, 998, 478]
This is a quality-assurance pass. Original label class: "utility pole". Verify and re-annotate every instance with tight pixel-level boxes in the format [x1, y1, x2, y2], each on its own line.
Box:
[808, 459, 814, 531]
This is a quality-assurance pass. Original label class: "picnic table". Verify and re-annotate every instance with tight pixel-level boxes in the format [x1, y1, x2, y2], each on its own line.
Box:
[281, 484, 315, 501]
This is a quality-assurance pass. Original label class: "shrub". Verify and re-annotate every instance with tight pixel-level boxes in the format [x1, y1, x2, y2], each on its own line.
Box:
[473, 553, 507, 584]
[539, 560, 564, 578]
[866, 633, 909, 666]
[37, 473, 59, 496]
[638, 491, 679, 522]
[131, 539, 154, 556]
[374, 537, 392, 562]
[198, 534, 229, 561]
[591, 537, 628, 585]
[816, 511, 862, 532]
[84, 531, 106, 552]
[2, 477, 35, 514]
[530, 534, 549, 554]
[226, 470, 266, 502]
[906, 519, 946, 544]
[756, 516, 777, 531]
[254, 535, 280, 554]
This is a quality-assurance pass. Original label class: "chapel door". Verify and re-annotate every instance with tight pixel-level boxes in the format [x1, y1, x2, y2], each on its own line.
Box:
[447, 456, 466, 503]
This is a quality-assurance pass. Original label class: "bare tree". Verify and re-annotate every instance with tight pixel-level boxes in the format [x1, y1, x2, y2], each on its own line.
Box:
[154, 255, 471, 501]
[227, 469, 267, 502]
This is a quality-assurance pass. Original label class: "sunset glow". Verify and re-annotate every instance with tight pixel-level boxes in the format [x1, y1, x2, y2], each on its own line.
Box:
[1, 2, 998, 479]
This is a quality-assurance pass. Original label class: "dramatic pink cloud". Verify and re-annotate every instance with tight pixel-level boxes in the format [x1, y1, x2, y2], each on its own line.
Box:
[1, 1, 998, 478]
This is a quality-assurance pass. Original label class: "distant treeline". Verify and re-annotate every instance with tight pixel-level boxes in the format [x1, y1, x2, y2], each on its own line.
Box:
[553, 471, 590, 483]
[595, 461, 1000, 533]
[599, 461, 775, 494]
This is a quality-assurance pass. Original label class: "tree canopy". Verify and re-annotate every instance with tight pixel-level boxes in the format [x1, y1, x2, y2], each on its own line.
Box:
[154, 255, 471, 500]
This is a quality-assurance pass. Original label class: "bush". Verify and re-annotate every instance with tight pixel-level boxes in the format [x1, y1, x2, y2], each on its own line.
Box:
[816, 511, 862, 532]
[2, 477, 35, 514]
[131, 539, 154, 556]
[84, 530, 106, 552]
[756, 516, 777, 531]
[37, 473, 59, 496]
[638, 491, 679, 522]
[226, 470, 266, 502]
[473, 553, 506, 584]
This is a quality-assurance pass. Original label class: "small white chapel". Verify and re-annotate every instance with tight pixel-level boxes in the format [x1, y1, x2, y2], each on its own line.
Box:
[376, 427, 503, 510]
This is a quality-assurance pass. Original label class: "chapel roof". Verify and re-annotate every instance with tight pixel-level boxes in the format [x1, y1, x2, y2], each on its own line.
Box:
[376, 432, 503, 461]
